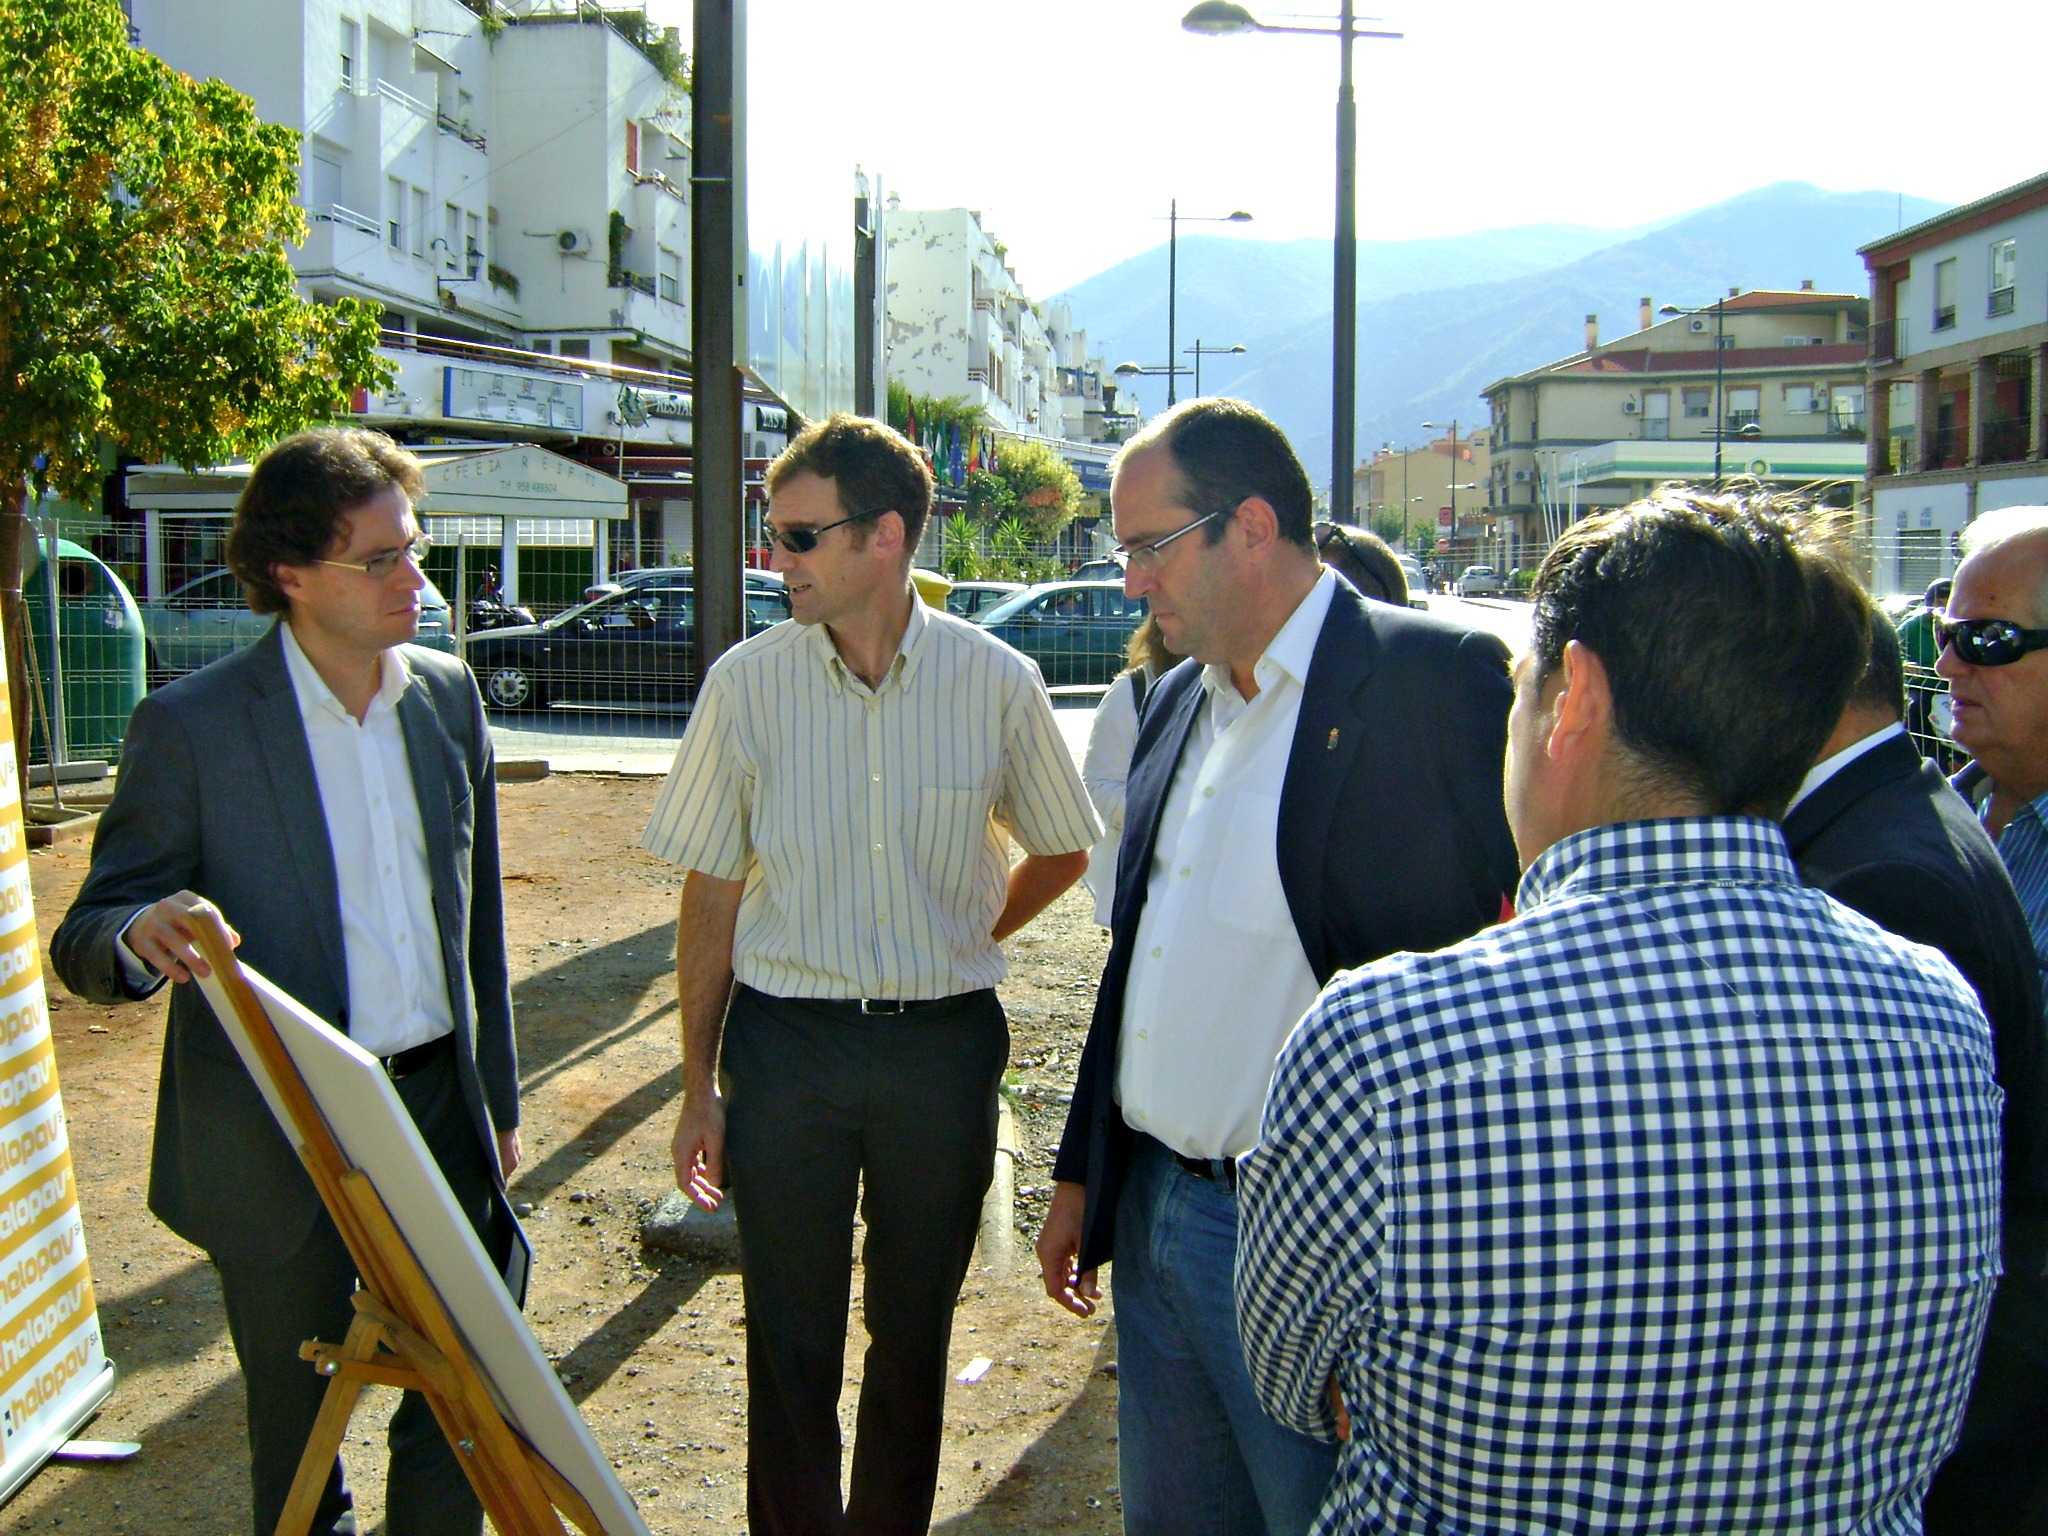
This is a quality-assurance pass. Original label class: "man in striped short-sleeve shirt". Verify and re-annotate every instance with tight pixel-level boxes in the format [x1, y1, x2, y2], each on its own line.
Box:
[641, 413, 1098, 1534]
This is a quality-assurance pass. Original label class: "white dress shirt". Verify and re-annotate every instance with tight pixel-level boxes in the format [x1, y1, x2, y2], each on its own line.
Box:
[278, 625, 453, 1055]
[1117, 570, 1336, 1160]
[117, 627, 455, 1055]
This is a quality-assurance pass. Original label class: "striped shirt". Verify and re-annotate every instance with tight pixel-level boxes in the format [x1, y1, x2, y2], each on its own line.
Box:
[641, 595, 1099, 999]
[1238, 817, 2001, 1535]
[1957, 764, 2048, 991]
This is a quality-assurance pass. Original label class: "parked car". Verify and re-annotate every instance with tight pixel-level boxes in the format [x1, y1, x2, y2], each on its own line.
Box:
[1454, 564, 1503, 598]
[975, 580, 1146, 688]
[584, 567, 786, 603]
[466, 577, 790, 712]
[141, 567, 456, 679]
[1070, 557, 1127, 583]
[945, 580, 1026, 620]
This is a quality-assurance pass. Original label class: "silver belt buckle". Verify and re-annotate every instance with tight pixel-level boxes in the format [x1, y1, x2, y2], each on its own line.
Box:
[859, 998, 907, 1015]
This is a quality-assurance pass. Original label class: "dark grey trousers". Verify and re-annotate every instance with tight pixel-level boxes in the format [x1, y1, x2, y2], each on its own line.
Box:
[213, 1040, 507, 1536]
[723, 985, 1007, 1536]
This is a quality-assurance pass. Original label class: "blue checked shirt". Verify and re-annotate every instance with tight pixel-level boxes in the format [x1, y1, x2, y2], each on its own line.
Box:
[1237, 818, 2002, 1535]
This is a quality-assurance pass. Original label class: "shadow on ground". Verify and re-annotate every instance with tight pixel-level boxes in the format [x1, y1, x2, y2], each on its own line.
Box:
[937, 1323, 1122, 1533]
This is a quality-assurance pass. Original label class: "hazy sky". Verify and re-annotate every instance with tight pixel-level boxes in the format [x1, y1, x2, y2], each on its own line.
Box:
[650, 0, 2043, 297]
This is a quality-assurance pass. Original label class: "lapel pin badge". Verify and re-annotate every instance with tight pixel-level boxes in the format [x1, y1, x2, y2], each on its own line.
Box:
[1327, 727, 1340, 752]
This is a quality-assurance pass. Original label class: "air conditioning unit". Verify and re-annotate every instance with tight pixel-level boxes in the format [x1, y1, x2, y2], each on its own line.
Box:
[557, 229, 593, 255]
[1512, 469, 1531, 484]
[1622, 399, 1638, 414]
[1689, 317, 1709, 333]
[1813, 387, 1829, 406]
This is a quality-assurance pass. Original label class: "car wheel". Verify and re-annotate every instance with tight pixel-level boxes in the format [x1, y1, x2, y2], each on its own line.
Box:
[483, 663, 545, 712]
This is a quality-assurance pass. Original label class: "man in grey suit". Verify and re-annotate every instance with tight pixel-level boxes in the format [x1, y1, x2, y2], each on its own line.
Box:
[52, 429, 523, 1536]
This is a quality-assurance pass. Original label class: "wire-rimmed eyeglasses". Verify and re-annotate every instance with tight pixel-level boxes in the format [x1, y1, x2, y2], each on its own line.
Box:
[316, 535, 432, 580]
[1114, 510, 1225, 571]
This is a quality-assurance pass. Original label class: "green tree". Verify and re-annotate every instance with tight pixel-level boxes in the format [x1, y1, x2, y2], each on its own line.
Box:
[992, 438, 1082, 540]
[1368, 510, 1410, 547]
[962, 467, 1015, 520]
[0, 0, 387, 768]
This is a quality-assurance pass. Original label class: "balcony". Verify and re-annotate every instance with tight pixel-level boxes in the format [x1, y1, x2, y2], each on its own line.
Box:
[1870, 317, 1902, 365]
[1983, 415, 2033, 464]
[1924, 427, 1965, 473]
[1990, 287, 2017, 318]
[1882, 432, 1917, 476]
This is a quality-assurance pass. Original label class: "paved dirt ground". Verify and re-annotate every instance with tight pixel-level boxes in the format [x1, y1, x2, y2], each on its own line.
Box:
[8, 772, 1126, 1534]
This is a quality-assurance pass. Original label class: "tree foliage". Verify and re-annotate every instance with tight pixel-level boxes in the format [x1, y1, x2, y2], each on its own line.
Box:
[990, 437, 1082, 540]
[0, 0, 388, 501]
[0, 0, 389, 765]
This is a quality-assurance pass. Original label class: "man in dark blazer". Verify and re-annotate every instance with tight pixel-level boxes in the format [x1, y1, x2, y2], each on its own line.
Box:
[1035, 400, 1518, 1535]
[1783, 608, 2048, 1533]
[52, 429, 523, 1536]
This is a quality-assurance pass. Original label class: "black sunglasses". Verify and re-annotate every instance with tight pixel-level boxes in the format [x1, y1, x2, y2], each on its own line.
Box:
[1312, 522, 1397, 602]
[1935, 615, 2048, 668]
[771, 506, 892, 554]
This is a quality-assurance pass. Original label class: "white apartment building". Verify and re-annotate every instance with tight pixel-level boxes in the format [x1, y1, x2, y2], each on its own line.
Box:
[121, 0, 798, 606]
[882, 204, 1059, 437]
[1862, 171, 2048, 597]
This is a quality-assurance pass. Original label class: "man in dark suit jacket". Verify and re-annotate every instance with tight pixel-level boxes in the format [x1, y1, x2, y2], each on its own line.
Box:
[1035, 400, 1518, 1535]
[1783, 608, 2048, 1533]
[52, 430, 522, 1536]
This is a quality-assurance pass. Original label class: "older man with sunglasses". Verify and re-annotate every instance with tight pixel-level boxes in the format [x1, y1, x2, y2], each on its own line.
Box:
[1944, 508, 2048, 979]
[641, 413, 1097, 1535]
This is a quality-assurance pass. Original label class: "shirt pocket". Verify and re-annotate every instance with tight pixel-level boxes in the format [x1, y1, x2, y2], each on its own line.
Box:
[909, 786, 987, 912]
[1203, 790, 1294, 936]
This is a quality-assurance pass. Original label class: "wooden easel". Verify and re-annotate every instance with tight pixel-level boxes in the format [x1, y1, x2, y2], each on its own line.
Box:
[192, 915, 607, 1536]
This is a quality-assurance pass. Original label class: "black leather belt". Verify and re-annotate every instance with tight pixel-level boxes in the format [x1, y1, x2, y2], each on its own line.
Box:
[803, 991, 994, 1017]
[1173, 1150, 1239, 1190]
[379, 1033, 451, 1080]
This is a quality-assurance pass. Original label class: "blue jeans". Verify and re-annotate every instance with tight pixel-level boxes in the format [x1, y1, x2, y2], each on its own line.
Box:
[1113, 1134, 1338, 1536]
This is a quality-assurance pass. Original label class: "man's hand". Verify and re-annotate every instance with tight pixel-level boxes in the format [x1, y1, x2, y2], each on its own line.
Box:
[1329, 1376, 1351, 1442]
[495, 1127, 522, 1181]
[121, 891, 238, 984]
[1036, 1180, 1101, 1317]
[672, 1088, 727, 1213]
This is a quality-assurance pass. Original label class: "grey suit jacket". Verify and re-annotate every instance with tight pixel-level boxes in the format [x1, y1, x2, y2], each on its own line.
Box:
[51, 623, 519, 1271]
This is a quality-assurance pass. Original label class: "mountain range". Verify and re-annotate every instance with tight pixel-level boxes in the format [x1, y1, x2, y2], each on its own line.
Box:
[1052, 182, 1950, 485]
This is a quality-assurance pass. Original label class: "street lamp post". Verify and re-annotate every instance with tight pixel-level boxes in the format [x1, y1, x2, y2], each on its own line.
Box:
[1164, 202, 1253, 408]
[1659, 296, 1732, 488]
[1184, 2, 1402, 520]
[1421, 418, 1461, 547]
[1114, 360, 1194, 412]
[1184, 340, 1247, 399]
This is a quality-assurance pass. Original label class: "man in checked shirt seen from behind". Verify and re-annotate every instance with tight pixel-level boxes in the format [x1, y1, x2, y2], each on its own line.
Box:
[1236, 489, 2006, 1534]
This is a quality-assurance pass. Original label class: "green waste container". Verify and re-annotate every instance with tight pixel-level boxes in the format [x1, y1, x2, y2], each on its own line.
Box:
[21, 537, 147, 766]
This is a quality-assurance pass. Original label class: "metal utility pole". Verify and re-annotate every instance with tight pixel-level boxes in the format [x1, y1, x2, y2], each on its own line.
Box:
[692, 0, 746, 668]
[853, 168, 877, 418]
[1331, 0, 1358, 518]
[1181, 3, 1399, 520]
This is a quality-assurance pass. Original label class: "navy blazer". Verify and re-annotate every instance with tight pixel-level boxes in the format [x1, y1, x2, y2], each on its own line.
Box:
[1053, 582, 1519, 1271]
[51, 625, 521, 1276]
[1785, 731, 2048, 1356]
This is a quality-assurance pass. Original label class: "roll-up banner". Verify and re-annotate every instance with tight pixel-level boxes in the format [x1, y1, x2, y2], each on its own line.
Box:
[0, 655, 114, 1505]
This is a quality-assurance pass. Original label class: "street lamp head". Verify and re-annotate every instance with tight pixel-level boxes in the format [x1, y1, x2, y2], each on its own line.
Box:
[1114, 362, 1142, 376]
[1225, 210, 1253, 223]
[1182, 1, 1260, 35]
[1226, 343, 1247, 354]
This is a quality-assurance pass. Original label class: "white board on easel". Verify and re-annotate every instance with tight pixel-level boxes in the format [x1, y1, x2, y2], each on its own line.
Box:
[195, 962, 652, 1536]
